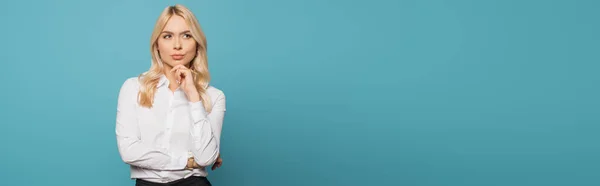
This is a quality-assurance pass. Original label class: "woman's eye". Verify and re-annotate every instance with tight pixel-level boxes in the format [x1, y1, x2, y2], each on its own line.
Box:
[163, 34, 172, 39]
[183, 34, 192, 38]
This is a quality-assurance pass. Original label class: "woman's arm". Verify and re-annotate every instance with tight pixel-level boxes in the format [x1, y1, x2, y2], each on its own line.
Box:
[188, 91, 226, 167]
[115, 78, 187, 170]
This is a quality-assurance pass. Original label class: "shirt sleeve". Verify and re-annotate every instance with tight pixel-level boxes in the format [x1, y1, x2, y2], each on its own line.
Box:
[188, 90, 226, 167]
[115, 78, 187, 170]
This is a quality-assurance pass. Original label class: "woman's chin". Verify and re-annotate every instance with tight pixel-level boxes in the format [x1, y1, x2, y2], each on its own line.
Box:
[165, 60, 191, 68]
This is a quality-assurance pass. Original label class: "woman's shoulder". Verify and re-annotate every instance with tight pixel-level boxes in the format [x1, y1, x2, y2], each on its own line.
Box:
[120, 76, 142, 89]
[116, 76, 142, 101]
[117, 76, 144, 98]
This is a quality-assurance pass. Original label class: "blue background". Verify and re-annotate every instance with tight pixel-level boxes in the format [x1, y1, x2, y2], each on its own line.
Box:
[1, 0, 598, 185]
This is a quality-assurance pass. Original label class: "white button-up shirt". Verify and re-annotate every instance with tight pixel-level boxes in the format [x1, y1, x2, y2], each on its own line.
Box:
[115, 75, 225, 183]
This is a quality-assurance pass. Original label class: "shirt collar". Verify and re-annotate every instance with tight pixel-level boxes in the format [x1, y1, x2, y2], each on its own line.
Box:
[157, 74, 168, 88]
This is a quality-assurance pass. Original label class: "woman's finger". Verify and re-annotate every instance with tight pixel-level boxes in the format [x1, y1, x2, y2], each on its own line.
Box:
[175, 69, 182, 83]
[172, 66, 192, 75]
[170, 65, 185, 73]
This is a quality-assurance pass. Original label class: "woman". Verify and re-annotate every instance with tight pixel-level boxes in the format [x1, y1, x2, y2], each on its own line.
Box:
[116, 4, 224, 186]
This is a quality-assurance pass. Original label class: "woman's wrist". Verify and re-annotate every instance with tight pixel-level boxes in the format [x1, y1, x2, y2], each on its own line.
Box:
[185, 157, 201, 169]
[186, 157, 194, 169]
[186, 90, 200, 102]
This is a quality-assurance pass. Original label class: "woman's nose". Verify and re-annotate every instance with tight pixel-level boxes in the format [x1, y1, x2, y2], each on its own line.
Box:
[173, 38, 182, 49]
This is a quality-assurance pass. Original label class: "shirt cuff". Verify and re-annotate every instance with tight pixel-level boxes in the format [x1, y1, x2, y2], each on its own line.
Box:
[189, 101, 208, 124]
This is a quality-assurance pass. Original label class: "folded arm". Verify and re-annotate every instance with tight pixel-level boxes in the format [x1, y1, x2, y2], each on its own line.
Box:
[115, 78, 187, 170]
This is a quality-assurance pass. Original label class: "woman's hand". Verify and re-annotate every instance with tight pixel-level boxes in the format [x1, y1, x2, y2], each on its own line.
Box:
[211, 154, 223, 170]
[186, 157, 200, 170]
[185, 155, 223, 170]
[170, 65, 200, 102]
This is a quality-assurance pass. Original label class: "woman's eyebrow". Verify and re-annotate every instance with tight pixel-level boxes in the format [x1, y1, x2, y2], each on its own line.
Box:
[161, 30, 191, 34]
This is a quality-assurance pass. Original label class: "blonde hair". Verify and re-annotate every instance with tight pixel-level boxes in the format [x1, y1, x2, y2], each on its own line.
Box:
[138, 4, 212, 112]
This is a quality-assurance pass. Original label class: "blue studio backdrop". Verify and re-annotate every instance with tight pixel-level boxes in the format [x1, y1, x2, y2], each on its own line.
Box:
[0, 0, 598, 185]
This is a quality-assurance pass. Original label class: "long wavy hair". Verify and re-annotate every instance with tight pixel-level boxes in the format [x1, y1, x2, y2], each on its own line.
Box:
[138, 4, 212, 112]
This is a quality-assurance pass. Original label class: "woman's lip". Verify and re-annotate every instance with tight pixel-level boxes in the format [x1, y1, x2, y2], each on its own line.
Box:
[172, 55, 184, 60]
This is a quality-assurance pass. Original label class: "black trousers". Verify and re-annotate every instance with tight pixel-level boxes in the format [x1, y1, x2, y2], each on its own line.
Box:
[135, 176, 212, 186]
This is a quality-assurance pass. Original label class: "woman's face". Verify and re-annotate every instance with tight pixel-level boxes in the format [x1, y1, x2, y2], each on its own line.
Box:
[157, 15, 197, 68]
